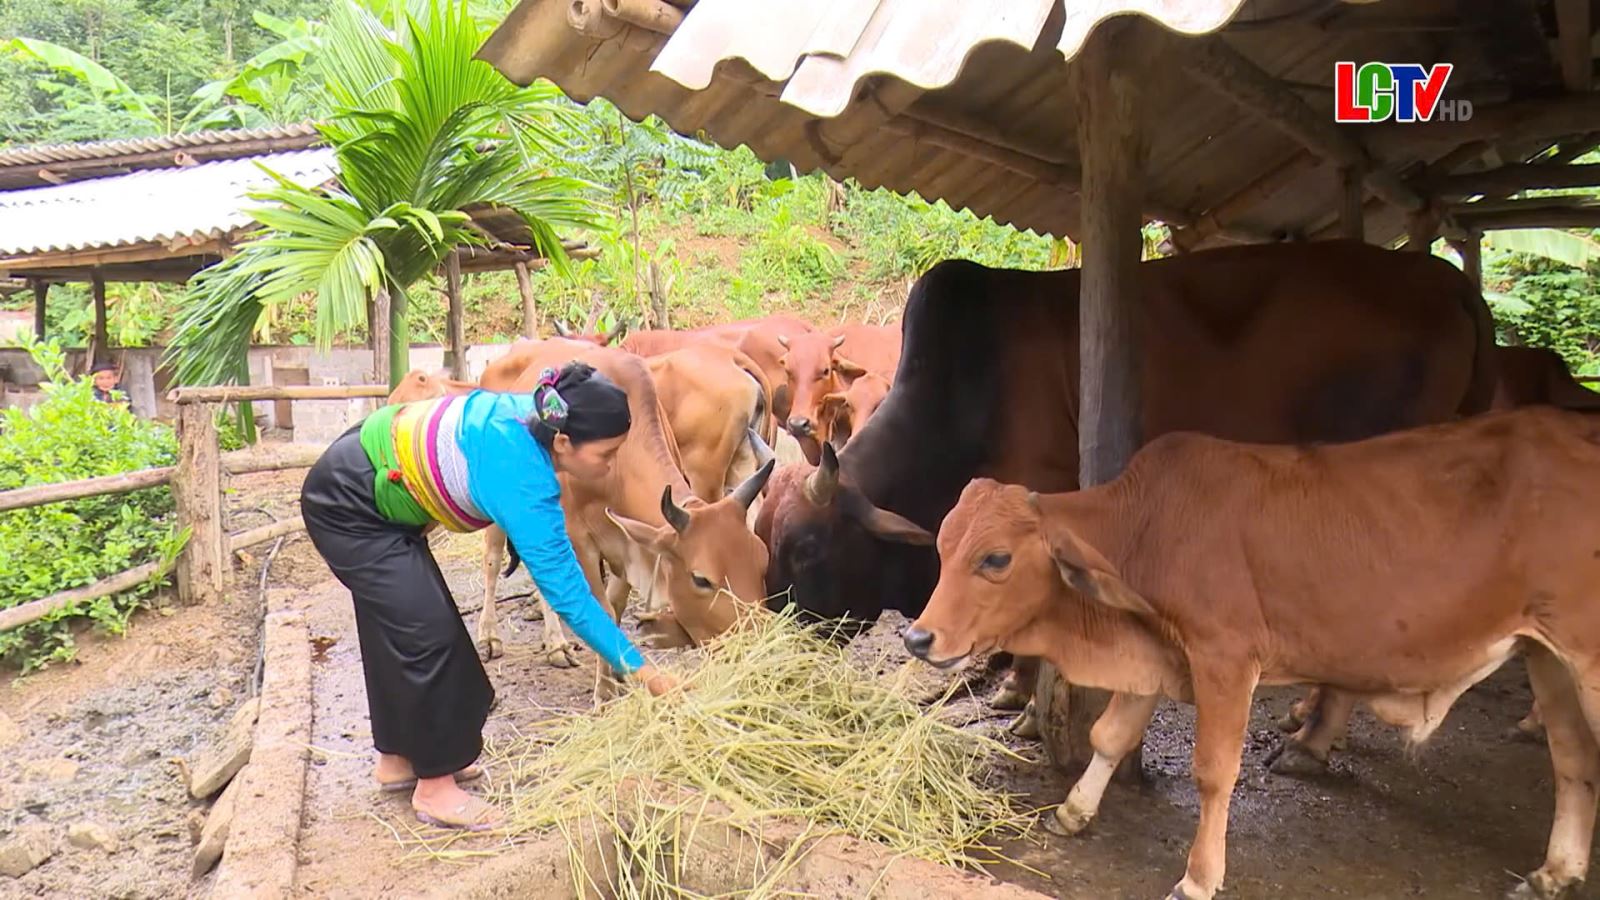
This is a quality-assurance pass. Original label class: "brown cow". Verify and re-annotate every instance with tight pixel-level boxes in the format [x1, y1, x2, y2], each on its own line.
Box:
[777, 323, 900, 461]
[906, 407, 1600, 900]
[644, 342, 777, 502]
[1279, 344, 1600, 760]
[759, 242, 1497, 734]
[388, 341, 773, 685]
[619, 315, 813, 423]
[817, 371, 891, 449]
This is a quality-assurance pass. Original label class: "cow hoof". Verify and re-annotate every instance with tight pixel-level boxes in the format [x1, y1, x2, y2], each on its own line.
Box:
[477, 636, 504, 662]
[1008, 706, 1040, 740]
[1046, 804, 1093, 837]
[991, 686, 1030, 711]
[1166, 877, 1211, 900]
[1266, 741, 1328, 777]
[1508, 721, 1548, 745]
[542, 644, 578, 669]
[1506, 871, 1579, 899]
[1276, 708, 1305, 734]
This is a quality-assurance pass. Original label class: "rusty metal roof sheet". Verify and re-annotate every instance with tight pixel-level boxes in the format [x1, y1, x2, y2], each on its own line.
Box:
[0, 149, 337, 257]
[0, 123, 320, 170]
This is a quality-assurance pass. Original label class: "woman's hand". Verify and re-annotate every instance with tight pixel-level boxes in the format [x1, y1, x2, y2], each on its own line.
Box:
[634, 664, 680, 698]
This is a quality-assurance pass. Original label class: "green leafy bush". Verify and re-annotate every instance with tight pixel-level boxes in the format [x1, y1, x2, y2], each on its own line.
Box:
[1487, 253, 1600, 375]
[0, 339, 181, 672]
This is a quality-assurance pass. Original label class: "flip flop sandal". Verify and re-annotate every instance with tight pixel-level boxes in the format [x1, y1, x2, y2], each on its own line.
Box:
[376, 762, 486, 793]
[413, 795, 503, 832]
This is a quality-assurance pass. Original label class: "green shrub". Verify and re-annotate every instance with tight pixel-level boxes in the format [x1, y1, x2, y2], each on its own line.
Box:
[1487, 253, 1600, 375]
[0, 339, 183, 672]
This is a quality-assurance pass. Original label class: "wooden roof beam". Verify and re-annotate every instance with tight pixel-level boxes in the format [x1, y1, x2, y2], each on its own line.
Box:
[1175, 33, 1425, 212]
[1424, 162, 1600, 196]
[1368, 94, 1600, 159]
[1450, 201, 1600, 231]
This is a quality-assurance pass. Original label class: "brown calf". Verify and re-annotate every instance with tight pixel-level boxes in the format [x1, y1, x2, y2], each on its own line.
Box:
[776, 323, 900, 461]
[906, 408, 1600, 900]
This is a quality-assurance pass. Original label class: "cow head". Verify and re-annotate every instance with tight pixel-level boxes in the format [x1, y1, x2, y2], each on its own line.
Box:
[756, 443, 934, 634]
[605, 460, 775, 644]
[816, 372, 891, 449]
[777, 332, 868, 443]
[903, 479, 1143, 668]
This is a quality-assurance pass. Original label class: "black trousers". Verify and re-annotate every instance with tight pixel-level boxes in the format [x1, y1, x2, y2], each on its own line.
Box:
[300, 428, 494, 778]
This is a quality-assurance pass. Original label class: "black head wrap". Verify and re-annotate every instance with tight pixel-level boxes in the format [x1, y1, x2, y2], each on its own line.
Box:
[529, 361, 631, 449]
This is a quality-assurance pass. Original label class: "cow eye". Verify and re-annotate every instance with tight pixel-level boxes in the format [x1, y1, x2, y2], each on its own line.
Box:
[691, 573, 715, 591]
[979, 552, 1011, 571]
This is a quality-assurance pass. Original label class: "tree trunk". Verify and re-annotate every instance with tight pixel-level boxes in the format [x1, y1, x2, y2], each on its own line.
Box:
[444, 251, 466, 380]
[90, 270, 109, 366]
[516, 261, 538, 339]
[388, 287, 410, 390]
[32, 280, 47, 340]
[371, 288, 391, 387]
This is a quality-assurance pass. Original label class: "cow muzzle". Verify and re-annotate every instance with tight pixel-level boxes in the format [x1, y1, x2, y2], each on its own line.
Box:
[903, 626, 966, 669]
[786, 416, 814, 437]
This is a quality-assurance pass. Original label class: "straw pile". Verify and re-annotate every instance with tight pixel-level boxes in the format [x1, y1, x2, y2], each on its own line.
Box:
[424, 611, 1032, 897]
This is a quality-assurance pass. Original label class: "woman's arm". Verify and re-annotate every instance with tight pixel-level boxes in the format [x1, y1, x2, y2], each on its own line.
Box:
[472, 461, 646, 676]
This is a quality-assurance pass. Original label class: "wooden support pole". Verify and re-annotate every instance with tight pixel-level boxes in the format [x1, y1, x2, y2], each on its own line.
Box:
[1448, 230, 1483, 287]
[31, 279, 47, 340]
[370, 288, 391, 388]
[1556, 0, 1592, 93]
[0, 560, 169, 633]
[1035, 19, 1149, 780]
[90, 270, 108, 366]
[174, 403, 224, 606]
[1340, 166, 1366, 241]
[515, 260, 537, 339]
[0, 466, 174, 514]
[1406, 203, 1441, 252]
[444, 250, 466, 380]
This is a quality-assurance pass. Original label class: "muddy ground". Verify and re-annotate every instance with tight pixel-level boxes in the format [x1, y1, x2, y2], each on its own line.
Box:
[0, 467, 1592, 899]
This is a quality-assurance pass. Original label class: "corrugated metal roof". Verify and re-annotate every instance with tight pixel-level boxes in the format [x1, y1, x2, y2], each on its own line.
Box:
[479, 0, 1564, 248]
[0, 123, 320, 170]
[0, 149, 336, 257]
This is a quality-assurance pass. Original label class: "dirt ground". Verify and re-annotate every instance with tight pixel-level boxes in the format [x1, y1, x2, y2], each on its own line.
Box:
[1, 467, 1594, 899]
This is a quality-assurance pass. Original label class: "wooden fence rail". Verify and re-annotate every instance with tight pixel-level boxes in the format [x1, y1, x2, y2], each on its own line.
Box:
[1, 385, 387, 632]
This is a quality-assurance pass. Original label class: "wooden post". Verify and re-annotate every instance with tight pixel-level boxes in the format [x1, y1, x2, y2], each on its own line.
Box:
[444, 251, 466, 380]
[1340, 167, 1365, 242]
[90, 270, 109, 366]
[1035, 17, 1148, 779]
[515, 261, 537, 339]
[31, 280, 47, 340]
[174, 403, 225, 606]
[370, 288, 391, 387]
[1406, 202, 1441, 253]
[1449, 229, 1483, 287]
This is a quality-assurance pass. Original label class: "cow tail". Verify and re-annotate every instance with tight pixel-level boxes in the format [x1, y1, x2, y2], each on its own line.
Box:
[1457, 279, 1498, 418]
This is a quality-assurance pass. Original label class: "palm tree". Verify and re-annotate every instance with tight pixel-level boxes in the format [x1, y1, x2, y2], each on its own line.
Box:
[165, 0, 601, 405]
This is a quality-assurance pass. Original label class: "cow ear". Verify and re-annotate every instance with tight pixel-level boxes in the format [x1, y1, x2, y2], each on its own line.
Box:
[817, 392, 847, 414]
[834, 356, 868, 379]
[1042, 522, 1151, 615]
[855, 502, 935, 546]
[605, 508, 677, 555]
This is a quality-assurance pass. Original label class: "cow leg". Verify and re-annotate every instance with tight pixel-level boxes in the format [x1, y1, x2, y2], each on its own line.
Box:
[1512, 698, 1547, 744]
[591, 576, 633, 705]
[1174, 666, 1258, 900]
[1511, 648, 1599, 900]
[538, 597, 577, 668]
[1045, 691, 1159, 836]
[1278, 685, 1321, 733]
[992, 656, 1039, 710]
[475, 528, 505, 661]
[1267, 687, 1358, 777]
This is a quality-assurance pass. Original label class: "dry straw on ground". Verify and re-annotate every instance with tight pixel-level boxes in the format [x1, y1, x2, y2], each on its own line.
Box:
[404, 610, 1034, 897]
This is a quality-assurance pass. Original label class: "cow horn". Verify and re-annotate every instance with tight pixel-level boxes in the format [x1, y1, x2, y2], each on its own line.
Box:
[732, 459, 776, 511]
[661, 486, 691, 535]
[1026, 491, 1041, 511]
[777, 334, 790, 349]
[804, 442, 840, 506]
[747, 427, 776, 468]
[830, 334, 846, 349]
[553, 318, 572, 337]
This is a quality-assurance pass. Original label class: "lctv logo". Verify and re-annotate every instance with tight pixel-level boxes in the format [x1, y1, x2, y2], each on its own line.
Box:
[1334, 61, 1472, 123]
